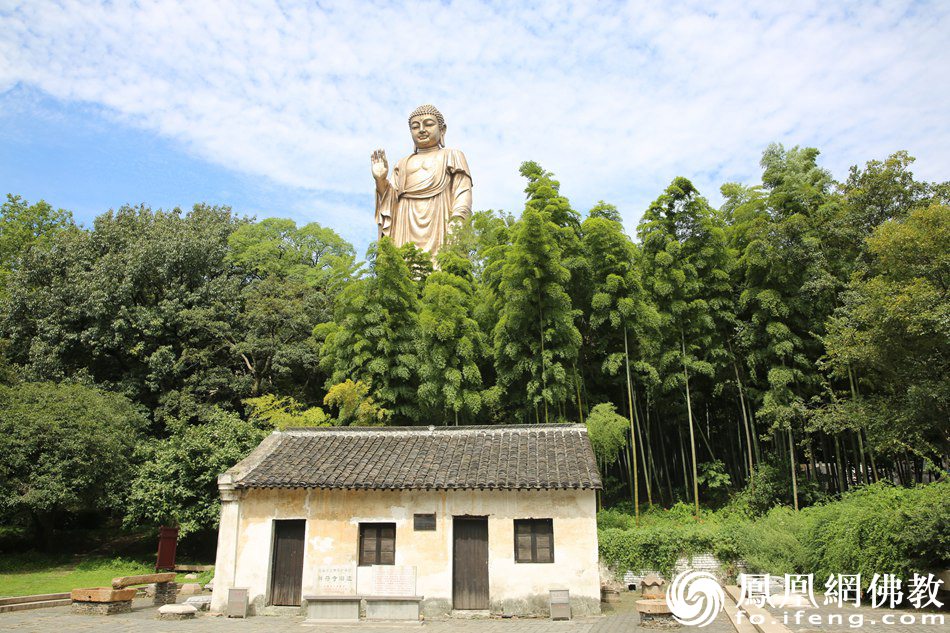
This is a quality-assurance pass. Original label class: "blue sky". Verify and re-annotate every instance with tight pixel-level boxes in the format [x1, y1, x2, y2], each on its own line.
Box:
[2, 1, 949, 255]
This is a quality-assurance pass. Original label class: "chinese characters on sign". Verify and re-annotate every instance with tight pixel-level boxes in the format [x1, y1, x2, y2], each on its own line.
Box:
[737, 573, 944, 610]
[316, 565, 356, 595]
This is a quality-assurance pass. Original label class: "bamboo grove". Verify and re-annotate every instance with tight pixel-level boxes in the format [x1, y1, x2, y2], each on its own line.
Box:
[0, 144, 947, 534]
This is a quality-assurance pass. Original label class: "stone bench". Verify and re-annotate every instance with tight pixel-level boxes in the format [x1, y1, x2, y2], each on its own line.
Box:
[364, 595, 424, 621]
[112, 573, 178, 606]
[303, 595, 362, 622]
[70, 588, 138, 615]
[303, 595, 424, 622]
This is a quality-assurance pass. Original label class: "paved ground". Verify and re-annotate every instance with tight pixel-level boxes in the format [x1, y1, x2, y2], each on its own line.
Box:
[2, 593, 945, 632]
[0, 593, 736, 633]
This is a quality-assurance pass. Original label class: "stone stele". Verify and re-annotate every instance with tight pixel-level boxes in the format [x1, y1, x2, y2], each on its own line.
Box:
[372, 104, 472, 258]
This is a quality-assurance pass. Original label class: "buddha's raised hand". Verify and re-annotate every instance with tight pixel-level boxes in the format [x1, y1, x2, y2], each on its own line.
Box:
[371, 149, 389, 181]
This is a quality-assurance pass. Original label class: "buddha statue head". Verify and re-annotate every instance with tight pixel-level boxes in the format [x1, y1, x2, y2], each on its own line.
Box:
[408, 104, 446, 151]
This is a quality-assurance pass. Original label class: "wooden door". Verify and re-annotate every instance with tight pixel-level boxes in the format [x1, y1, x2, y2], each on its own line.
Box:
[269, 519, 305, 606]
[453, 517, 489, 609]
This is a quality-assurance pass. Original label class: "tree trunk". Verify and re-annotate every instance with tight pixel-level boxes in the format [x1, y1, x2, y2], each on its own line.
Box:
[623, 327, 640, 525]
[633, 393, 654, 508]
[680, 329, 700, 519]
[733, 359, 755, 481]
[677, 424, 690, 501]
[788, 428, 800, 511]
[31, 511, 55, 552]
[657, 408, 674, 504]
[572, 363, 584, 425]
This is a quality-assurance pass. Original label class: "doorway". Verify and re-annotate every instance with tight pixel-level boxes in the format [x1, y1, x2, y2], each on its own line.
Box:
[269, 519, 305, 606]
[452, 516, 489, 609]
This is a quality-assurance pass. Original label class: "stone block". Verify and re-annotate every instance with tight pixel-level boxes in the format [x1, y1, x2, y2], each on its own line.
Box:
[364, 597, 422, 620]
[70, 588, 138, 603]
[71, 600, 132, 615]
[303, 596, 360, 622]
[158, 604, 198, 620]
[178, 583, 203, 596]
[184, 595, 212, 611]
[153, 581, 178, 606]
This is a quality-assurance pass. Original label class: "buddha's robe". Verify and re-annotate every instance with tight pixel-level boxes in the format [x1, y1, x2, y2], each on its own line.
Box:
[375, 147, 472, 256]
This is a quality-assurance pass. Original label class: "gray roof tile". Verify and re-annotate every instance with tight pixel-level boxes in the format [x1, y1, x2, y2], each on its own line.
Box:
[229, 424, 602, 491]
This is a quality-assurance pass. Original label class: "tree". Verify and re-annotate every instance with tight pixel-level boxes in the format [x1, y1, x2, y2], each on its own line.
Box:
[1, 204, 248, 423]
[399, 242, 434, 287]
[737, 145, 838, 508]
[823, 204, 949, 470]
[417, 252, 491, 425]
[0, 382, 145, 548]
[243, 393, 329, 429]
[638, 177, 733, 517]
[125, 406, 266, 536]
[586, 402, 629, 465]
[227, 217, 356, 323]
[588, 200, 623, 224]
[319, 238, 420, 422]
[583, 215, 658, 517]
[519, 161, 589, 332]
[0, 195, 73, 292]
[494, 207, 581, 423]
[323, 379, 390, 426]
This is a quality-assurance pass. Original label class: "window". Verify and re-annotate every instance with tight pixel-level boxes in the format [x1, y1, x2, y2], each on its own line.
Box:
[414, 513, 436, 531]
[359, 523, 395, 566]
[514, 519, 554, 563]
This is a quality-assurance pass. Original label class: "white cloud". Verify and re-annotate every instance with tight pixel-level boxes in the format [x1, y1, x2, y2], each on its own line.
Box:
[3, 0, 949, 235]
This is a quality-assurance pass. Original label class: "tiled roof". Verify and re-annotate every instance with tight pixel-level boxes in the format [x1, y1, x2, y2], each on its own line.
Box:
[225, 425, 602, 491]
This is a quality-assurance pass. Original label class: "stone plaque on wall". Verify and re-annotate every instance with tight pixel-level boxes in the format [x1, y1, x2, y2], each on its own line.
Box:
[316, 565, 356, 595]
[372, 565, 416, 596]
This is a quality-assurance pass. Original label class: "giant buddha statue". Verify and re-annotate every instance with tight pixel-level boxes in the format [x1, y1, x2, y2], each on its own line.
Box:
[371, 104, 472, 257]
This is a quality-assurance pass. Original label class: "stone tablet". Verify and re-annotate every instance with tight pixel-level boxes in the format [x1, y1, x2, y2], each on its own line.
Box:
[372, 565, 416, 596]
[316, 565, 356, 595]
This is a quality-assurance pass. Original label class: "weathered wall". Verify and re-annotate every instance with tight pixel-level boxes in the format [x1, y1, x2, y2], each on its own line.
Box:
[210, 487, 599, 617]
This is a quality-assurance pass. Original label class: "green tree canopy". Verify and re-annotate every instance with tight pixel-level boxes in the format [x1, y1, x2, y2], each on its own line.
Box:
[319, 238, 420, 422]
[125, 406, 266, 536]
[494, 207, 581, 423]
[417, 251, 491, 425]
[0, 382, 145, 547]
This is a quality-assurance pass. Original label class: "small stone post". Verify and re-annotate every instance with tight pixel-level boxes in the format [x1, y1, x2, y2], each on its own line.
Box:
[154, 581, 178, 606]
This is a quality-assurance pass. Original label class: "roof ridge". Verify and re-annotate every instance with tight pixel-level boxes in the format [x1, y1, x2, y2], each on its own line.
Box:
[280, 424, 587, 435]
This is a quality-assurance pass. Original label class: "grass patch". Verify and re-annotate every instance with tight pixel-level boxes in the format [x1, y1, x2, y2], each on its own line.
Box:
[0, 554, 212, 597]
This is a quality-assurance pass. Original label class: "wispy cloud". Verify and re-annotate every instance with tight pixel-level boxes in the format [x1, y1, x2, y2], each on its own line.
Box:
[3, 0, 949, 234]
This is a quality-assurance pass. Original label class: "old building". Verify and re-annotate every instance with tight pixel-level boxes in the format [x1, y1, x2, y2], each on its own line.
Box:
[210, 424, 602, 618]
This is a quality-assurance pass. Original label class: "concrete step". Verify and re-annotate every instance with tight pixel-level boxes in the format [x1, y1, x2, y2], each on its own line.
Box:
[0, 593, 69, 607]
[723, 585, 792, 633]
[0, 598, 71, 613]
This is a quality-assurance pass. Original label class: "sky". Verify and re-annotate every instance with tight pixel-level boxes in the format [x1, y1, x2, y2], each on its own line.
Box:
[2, 0, 949, 254]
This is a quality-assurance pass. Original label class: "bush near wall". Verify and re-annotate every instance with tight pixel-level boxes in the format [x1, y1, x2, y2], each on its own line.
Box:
[741, 482, 949, 587]
[597, 502, 746, 577]
[598, 482, 950, 586]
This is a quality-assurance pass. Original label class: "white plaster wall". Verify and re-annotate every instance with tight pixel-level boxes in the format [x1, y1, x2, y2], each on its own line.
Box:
[211, 487, 599, 614]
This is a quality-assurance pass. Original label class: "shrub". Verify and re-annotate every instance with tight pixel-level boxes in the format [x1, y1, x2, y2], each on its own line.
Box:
[737, 482, 949, 586]
[598, 482, 950, 586]
[598, 503, 746, 578]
